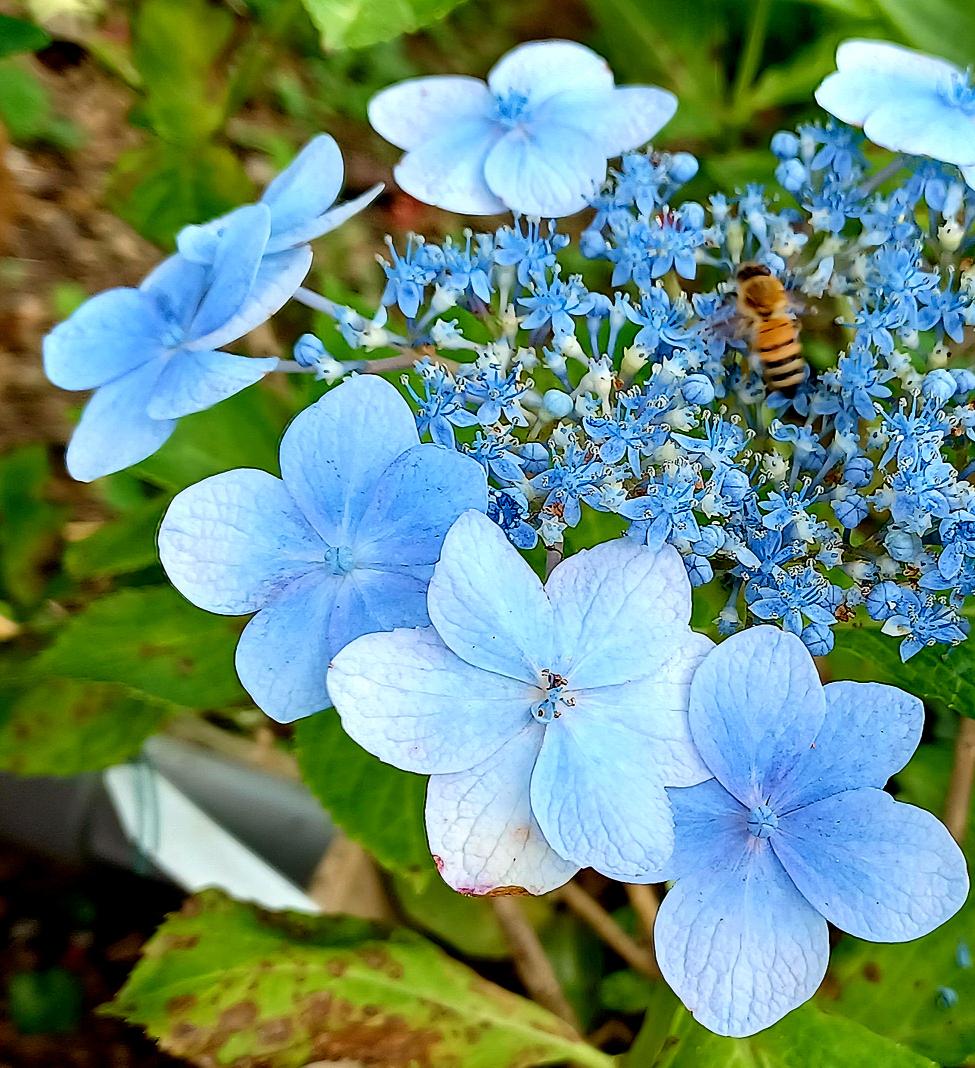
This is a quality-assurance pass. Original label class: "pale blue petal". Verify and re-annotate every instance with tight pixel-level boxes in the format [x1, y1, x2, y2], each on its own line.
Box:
[328, 626, 536, 774]
[267, 183, 383, 253]
[141, 255, 208, 332]
[353, 445, 487, 567]
[278, 375, 419, 542]
[864, 96, 975, 167]
[963, 163, 975, 190]
[688, 626, 826, 807]
[394, 119, 507, 215]
[147, 349, 277, 419]
[327, 566, 430, 652]
[369, 76, 494, 151]
[835, 38, 959, 83]
[187, 204, 271, 344]
[192, 246, 314, 351]
[655, 844, 830, 1037]
[427, 510, 554, 682]
[575, 659, 713, 789]
[158, 469, 324, 615]
[664, 779, 751, 882]
[779, 682, 924, 811]
[544, 539, 695, 687]
[65, 361, 174, 482]
[261, 134, 344, 234]
[815, 69, 929, 127]
[235, 570, 340, 723]
[43, 288, 167, 390]
[426, 723, 578, 896]
[484, 125, 607, 218]
[534, 85, 677, 154]
[530, 713, 677, 879]
[774, 788, 969, 941]
[487, 40, 614, 107]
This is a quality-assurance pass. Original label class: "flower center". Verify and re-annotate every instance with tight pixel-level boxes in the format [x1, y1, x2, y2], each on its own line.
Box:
[746, 803, 779, 839]
[530, 669, 574, 723]
[324, 545, 355, 575]
[494, 90, 532, 128]
[940, 70, 975, 115]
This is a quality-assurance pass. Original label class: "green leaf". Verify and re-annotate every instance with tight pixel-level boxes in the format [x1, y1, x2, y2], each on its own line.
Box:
[745, 32, 845, 112]
[295, 710, 432, 878]
[107, 141, 252, 247]
[599, 969, 658, 1014]
[34, 586, 247, 709]
[64, 498, 167, 581]
[132, 385, 289, 492]
[302, 0, 470, 50]
[0, 58, 49, 141]
[826, 896, 975, 1064]
[392, 870, 509, 958]
[0, 678, 170, 775]
[827, 625, 975, 718]
[107, 889, 614, 1068]
[871, 0, 975, 70]
[9, 968, 82, 1034]
[0, 15, 50, 59]
[629, 995, 937, 1067]
[0, 445, 64, 607]
[133, 0, 234, 143]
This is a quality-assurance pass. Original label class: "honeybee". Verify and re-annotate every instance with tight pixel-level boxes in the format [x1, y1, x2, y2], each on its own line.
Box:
[736, 263, 806, 396]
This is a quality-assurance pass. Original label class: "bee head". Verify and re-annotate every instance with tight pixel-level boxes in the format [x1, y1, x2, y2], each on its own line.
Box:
[736, 263, 773, 282]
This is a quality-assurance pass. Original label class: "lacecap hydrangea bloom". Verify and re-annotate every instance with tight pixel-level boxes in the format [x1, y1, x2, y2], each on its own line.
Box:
[328, 509, 714, 894]
[654, 626, 969, 1037]
[368, 39, 676, 217]
[816, 40, 975, 188]
[159, 375, 486, 722]
[43, 136, 374, 481]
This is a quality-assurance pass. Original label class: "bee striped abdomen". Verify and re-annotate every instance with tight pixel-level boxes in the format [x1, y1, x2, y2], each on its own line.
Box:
[756, 314, 804, 393]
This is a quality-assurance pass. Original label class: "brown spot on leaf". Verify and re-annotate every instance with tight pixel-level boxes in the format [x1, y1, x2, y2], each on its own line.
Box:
[217, 1000, 259, 1031]
[257, 1016, 294, 1046]
[162, 933, 199, 951]
[863, 961, 882, 982]
[355, 947, 404, 979]
[166, 994, 198, 1016]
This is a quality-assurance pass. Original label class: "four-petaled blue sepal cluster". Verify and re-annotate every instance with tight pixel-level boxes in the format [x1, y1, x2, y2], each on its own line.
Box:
[158, 376, 487, 722]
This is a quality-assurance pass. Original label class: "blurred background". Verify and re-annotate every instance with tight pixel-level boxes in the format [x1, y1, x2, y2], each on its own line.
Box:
[1, 0, 975, 1064]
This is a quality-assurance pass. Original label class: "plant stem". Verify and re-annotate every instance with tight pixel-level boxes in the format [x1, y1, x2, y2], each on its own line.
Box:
[945, 716, 975, 843]
[731, 0, 772, 112]
[560, 883, 658, 978]
[860, 155, 907, 196]
[490, 897, 581, 1029]
[625, 884, 662, 978]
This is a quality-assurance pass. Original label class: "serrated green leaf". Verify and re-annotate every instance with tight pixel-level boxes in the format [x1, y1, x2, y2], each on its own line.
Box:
[295, 710, 432, 878]
[827, 625, 975, 718]
[64, 498, 167, 581]
[34, 586, 247, 709]
[628, 994, 937, 1067]
[0, 15, 50, 59]
[107, 141, 252, 247]
[133, 0, 234, 143]
[107, 889, 614, 1068]
[825, 895, 975, 1064]
[0, 678, 171, 775]
[302, 0, 470, 50]
[0, 444, 64, 607]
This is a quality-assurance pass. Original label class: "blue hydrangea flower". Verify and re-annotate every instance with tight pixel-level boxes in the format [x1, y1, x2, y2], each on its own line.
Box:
[367, 39, 677, 217]
[816, 41, 975, 187]
[43, 204, 279, 481]
[178, 135, 381, 307]
[158, 375, 486, 723]
[654, 626, 968, 1037]
[328, 510, 713, 894]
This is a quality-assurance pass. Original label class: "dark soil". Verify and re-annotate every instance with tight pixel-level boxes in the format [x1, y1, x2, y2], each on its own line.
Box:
[0, 844, 185, 1067]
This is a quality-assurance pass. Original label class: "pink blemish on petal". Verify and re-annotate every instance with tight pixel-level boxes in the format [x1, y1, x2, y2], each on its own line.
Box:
[432, 854, 445, 873]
